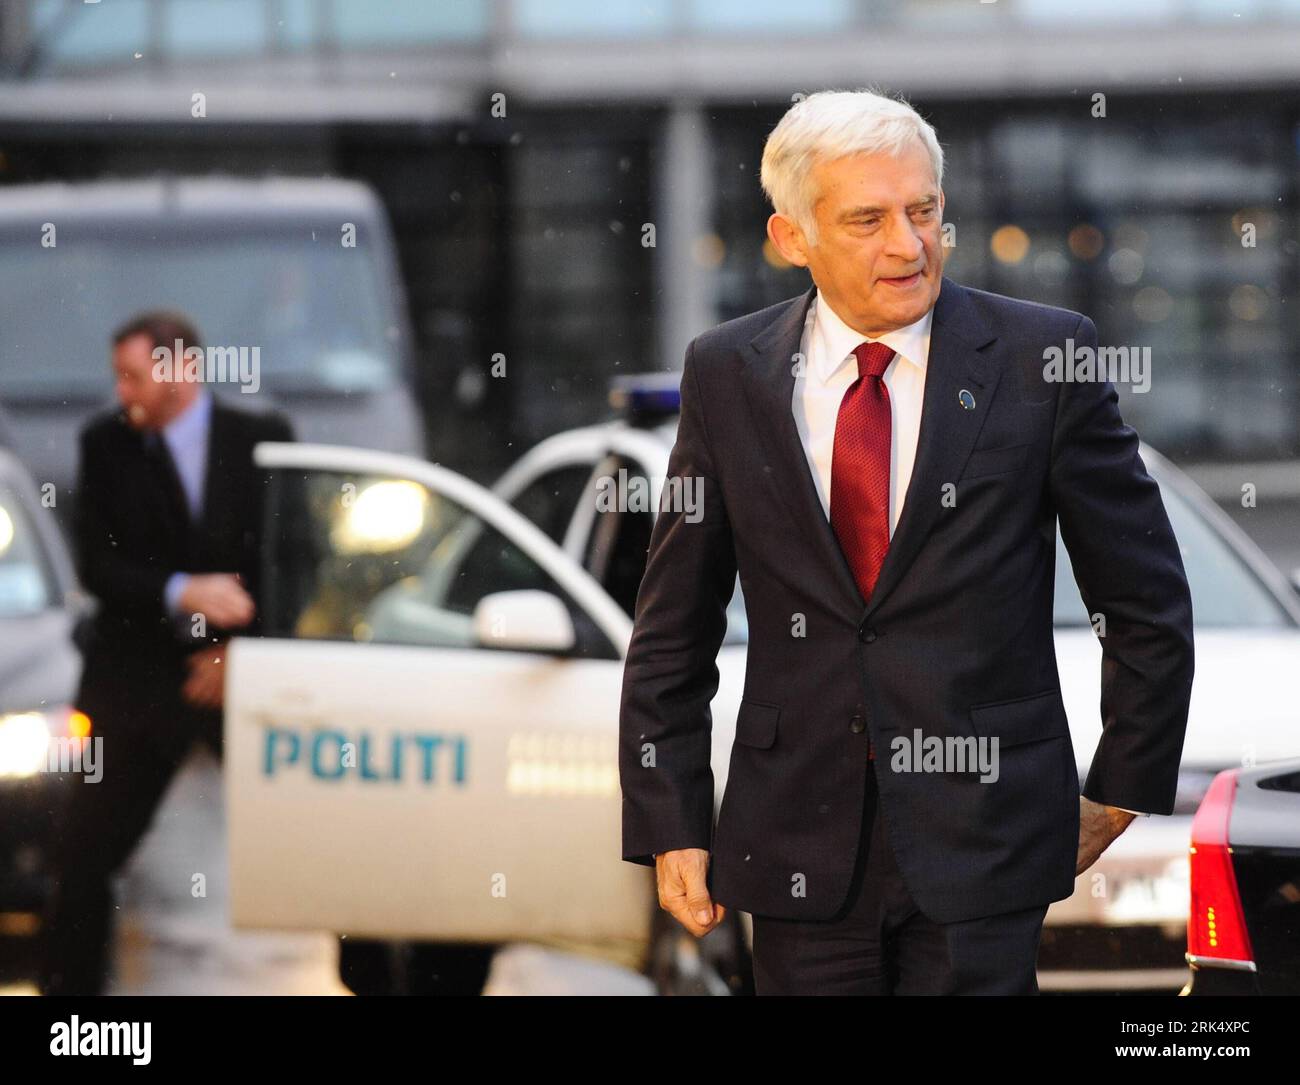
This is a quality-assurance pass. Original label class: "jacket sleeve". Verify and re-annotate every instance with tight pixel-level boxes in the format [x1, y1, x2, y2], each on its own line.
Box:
[1048, 314, 1195, 815]
[72, 425, 171, 620]
[619, 339, 738, 865]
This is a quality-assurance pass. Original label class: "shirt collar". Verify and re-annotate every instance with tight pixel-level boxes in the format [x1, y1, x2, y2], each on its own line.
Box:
[810, 288, 934, 384]
[160, 385, 213, 446]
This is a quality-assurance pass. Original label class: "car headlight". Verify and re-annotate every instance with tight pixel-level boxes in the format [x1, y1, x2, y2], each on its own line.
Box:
[0, 707, 92, 779]
[333, 480, 430, 553]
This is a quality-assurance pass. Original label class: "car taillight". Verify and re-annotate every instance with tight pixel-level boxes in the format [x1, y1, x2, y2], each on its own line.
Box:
[66, 709, 92, 739]
[1187, 768, 1254, 967]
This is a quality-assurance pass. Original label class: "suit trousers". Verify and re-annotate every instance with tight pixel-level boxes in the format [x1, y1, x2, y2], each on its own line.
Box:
[749, 759, 1049, 995]
[37, 688, 222, 997]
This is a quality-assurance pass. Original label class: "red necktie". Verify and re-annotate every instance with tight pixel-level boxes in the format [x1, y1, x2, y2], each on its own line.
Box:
[831, 341, 894, 761]
[830, 340, 895, 604]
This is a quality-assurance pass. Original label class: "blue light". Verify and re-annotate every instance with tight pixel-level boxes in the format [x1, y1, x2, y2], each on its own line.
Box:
[608, 372, 681, 420]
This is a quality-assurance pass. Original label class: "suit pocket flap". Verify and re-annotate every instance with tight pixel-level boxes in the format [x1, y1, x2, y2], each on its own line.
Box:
[961, 442, 1030, 480]
[735, 698, 780, 749]
[969, 689, 1069, 748]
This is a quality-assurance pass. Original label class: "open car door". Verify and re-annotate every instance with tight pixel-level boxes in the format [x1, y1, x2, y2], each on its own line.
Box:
[225, 443, 650, 947]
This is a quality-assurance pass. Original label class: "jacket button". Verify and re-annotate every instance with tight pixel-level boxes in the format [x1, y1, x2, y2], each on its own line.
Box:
[849, 714, 866, 734]
[858, 626, 878, 644]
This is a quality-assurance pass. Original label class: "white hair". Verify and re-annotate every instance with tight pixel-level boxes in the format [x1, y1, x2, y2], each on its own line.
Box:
[760, 88, 944, 247]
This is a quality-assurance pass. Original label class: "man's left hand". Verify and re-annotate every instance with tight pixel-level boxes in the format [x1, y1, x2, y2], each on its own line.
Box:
[182, 640, 227, 709]
[1076, 796, 1136, 875]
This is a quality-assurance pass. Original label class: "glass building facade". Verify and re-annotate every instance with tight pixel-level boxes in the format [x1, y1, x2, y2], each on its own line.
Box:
[2, 0, 1299, 474]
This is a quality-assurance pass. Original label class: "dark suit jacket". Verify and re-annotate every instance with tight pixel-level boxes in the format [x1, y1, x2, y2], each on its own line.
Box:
[618, 275, 1195, 924]
[72, 398, 294, 736]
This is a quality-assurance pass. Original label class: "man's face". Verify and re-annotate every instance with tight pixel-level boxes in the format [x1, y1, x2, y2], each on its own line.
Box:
[112, 332, 180, 430]
[767, 139, 945, 337]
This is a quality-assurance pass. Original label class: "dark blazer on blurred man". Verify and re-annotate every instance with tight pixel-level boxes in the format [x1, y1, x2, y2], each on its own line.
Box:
[39, 311, 293, 996]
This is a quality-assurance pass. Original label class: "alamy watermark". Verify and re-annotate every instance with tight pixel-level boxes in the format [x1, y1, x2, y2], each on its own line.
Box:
[595, 468, 701, 523]
[50, 1015, 150, 1064]
[890, 729, 1000, 783]
[1042, 338, 1151, 393]
[151, 339, 261, 393]
[45, 736, 103, 783]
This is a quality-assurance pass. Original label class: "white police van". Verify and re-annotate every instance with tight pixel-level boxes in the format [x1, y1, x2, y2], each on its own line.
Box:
[226, 375, 1300, 995]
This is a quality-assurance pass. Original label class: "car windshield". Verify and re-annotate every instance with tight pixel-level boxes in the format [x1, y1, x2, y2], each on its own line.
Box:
[1053, 476, 1292, 628]
[0, 230, 399, 399]
[0, 478, 57, 616]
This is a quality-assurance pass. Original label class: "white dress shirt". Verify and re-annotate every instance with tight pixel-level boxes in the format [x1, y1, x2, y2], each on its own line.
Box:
[162, 385, 212, 522]
[789, 288, 1149, 818]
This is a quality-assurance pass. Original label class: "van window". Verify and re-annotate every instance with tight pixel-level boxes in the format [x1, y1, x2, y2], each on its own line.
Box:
[0, 230, 399, 399]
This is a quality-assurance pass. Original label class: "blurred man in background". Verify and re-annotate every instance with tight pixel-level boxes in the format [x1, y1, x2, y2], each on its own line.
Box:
[39, 311, 293, 996]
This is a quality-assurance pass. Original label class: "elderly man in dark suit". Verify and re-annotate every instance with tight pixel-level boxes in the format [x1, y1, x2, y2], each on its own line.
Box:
[618, 90, 1194, 995]
[39, 311, 293, 996]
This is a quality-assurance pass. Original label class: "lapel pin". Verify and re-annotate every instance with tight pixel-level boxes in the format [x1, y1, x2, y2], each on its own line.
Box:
[958, 389, 976, 411]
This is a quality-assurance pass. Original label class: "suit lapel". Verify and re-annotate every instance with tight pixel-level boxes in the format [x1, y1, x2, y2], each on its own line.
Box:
[742, 275, 1001, 621]
[742, 285, 862, 618]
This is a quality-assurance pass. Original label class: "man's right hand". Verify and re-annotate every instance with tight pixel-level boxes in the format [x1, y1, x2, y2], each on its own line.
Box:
[178, 573, 255, 630]
[655, 848, 726, 937]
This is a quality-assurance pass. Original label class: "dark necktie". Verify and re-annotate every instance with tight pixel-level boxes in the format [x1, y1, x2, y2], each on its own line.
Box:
[143, 429, 193, 529]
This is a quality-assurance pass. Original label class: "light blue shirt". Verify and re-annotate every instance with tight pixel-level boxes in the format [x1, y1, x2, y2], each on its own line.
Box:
[160, 388, 213, 619]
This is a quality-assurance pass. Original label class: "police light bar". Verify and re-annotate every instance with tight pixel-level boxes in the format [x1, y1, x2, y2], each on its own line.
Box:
[608, 372, 681, 423]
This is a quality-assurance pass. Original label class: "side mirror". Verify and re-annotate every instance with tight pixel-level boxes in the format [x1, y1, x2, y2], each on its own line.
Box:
[472, 590, 576, 653]
[1290, 567, 1300, 598]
